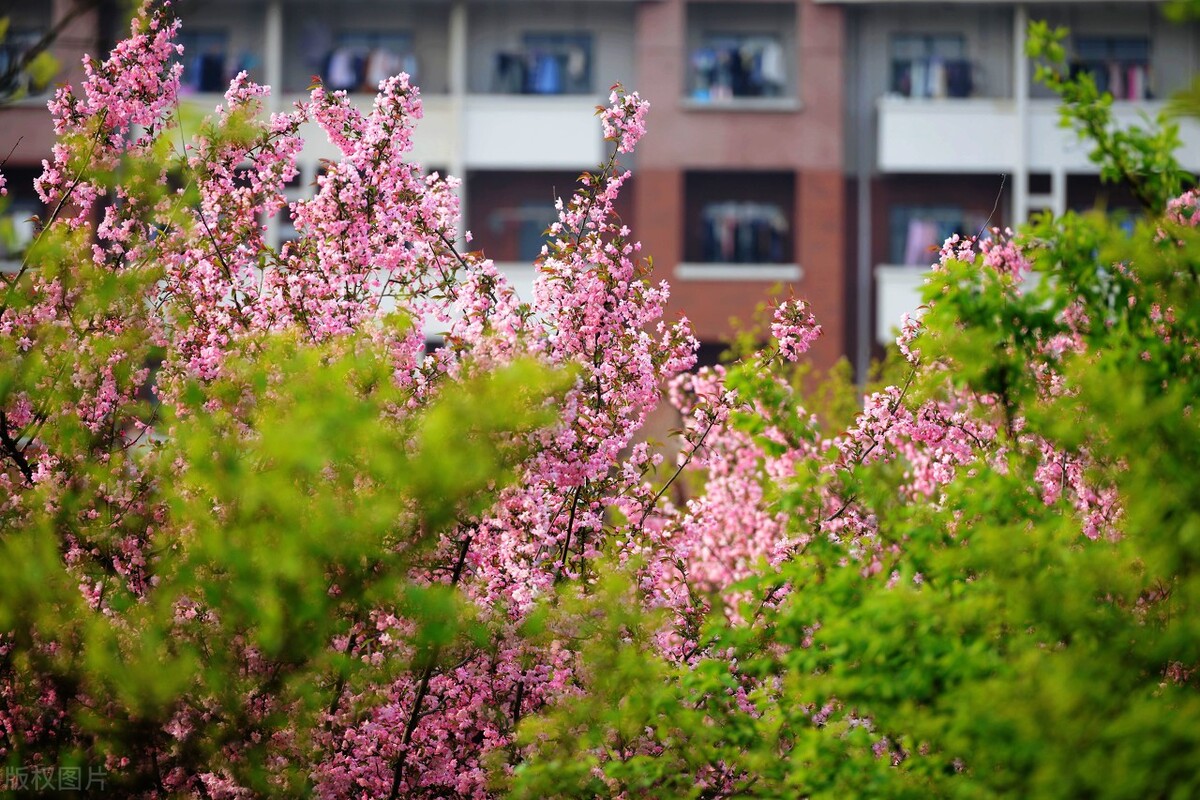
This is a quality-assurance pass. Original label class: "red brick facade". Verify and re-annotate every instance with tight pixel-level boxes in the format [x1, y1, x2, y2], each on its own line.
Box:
[633, 0, 848, 372]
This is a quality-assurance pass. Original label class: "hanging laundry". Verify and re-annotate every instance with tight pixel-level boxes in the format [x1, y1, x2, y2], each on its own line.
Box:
[530, 51, 564, 94]
[759, 39, 786, 95]
[326, 46, 359, 91]
[363, 47, 401, 90]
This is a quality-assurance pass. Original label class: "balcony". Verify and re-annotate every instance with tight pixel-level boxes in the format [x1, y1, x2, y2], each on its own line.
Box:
[877, 96, 1200, 173]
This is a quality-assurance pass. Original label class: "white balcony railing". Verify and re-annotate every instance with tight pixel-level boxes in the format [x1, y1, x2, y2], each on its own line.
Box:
[277, 93, 457, 177]
[462, 95, 605, 169]
[182, 92, 602, 174]
[877, 96, 1200, 173]
[874, 263, 928, 346]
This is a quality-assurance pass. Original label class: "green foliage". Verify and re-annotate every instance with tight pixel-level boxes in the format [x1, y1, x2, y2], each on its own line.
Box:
[0, 317, 567, 793]
[1027, 20, 1193, 214]
[508, 20, 1200, 800]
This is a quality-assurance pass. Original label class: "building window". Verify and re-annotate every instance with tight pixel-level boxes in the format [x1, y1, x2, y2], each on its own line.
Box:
[685, 172, 794, 265]
[1071, 36, 1151, 100]
[319, 31, 417, 93]
[689, 33, 788, 101]
[685, 3, 795, 104]
[890, 34, 972, 99]
[889, 205, 987, 266]
[177, 31, 233, 93]
[467, 171, 610, 263]
[491, 32, 593, 95]
[697, 202, 788, 263]
[0, 28, 57, 100]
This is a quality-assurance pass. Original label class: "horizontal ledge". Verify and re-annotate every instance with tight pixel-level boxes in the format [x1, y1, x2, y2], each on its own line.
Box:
[875, 263, 933, 273]
[675, 263, 802, 282]
[680, 97, 802, 113]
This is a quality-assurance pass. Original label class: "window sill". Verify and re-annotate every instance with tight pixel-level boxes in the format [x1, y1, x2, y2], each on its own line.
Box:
[675, 263, 802, 282]
[479, 91, 598, 98]
[0, 94, 55, 109]
[681, 97, 802, 113]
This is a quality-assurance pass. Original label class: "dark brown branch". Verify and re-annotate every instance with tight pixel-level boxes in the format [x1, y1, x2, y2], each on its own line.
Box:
[555, 485, 583, 583]
[0, 411, 34, 484]
[323, 631, 360, 727]
[387, 534, 472, 800]
[0, 0, 103, 104]
[636, 418, 717, 530]
[0, 139, 22, 170]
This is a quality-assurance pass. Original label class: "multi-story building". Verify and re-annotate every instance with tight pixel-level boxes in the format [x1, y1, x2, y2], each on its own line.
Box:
[631, 0, 847, 369]
[1, 0, 110, 264]
[7, 1, 1199, 380]
[1, 0, 849, 371]
[830, 0, 1200, 378]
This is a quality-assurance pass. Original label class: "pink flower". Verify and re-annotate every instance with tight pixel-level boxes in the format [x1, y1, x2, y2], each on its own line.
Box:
[771, 298, 821, 361]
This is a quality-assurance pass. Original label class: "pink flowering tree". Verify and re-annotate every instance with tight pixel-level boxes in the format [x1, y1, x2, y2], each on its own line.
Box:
[504, 24, 1200, 799]
[0, 3, 695, 795]
[2, 5, 1200, 799]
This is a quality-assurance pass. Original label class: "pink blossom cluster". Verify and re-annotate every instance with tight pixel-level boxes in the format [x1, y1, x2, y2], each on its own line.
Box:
[599, 86, 649, 154]
[1166, 188, 1200, 226]
[771, 298, 821, 361]
[896, 311, 923, 364]
[937, 226, 1030, 284]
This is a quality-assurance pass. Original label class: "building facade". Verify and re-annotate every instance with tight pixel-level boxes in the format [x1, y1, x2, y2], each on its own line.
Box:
[832, 0, 1200, 378]
[1, 0, 849, 371]
[5, 0, 1200, 379]
[1, 0, 109, 263]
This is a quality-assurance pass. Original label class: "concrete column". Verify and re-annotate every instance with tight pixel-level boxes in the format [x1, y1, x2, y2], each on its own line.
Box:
[1013, 4, 1029, 226]
[260, 0, 284, 248]
[849, 8, 873, 386]
[265, 0, 283, 114]
[1051, 167, 1067, 216]
[448, 0, 468, 242]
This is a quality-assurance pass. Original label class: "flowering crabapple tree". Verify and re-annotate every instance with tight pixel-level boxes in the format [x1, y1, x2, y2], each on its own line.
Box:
[505, 21, 1200, 800]
[1, 4, 1199, 799]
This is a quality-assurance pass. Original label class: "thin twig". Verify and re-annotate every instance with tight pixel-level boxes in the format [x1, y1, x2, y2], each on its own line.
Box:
[1, 108, 109, 319]
[635, 418, 718, 530]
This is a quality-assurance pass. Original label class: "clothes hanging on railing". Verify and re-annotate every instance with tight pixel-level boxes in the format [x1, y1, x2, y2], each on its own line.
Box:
[700, 202, 789, 264]
[491, 42, 589, 95]
[326, 47, 360, 91]
[690, 37, 787, 101]
[529, 52, 563, 94]
[892, 57, 973, 98]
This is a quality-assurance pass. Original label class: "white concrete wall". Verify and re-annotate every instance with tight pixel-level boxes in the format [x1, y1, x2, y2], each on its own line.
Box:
[877, 96, 1018, 172]
[463, 96, 604, 168]
[878, 96, 1200, 173]
[874, 264, 926, 345]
